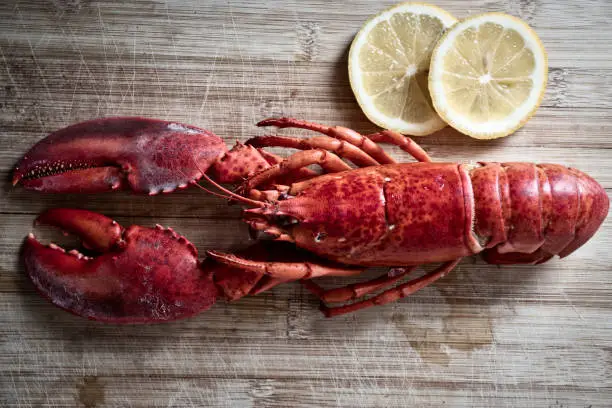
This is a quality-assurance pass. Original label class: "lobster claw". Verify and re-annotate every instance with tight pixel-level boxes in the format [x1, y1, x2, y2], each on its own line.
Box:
[12, 117, 227, 195]
[23, 209, 219, 323]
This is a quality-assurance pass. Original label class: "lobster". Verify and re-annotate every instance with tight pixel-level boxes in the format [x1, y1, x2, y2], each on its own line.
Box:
[13, 117, 609, 323]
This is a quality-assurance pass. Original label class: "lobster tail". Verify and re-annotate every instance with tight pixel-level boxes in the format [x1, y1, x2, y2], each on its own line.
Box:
[557, 166, 609, 257]
[472, 163, 609, 264]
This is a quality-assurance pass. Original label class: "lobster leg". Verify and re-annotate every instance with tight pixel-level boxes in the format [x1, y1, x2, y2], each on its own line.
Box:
[250, 277, 291, 295]
[258, 149, 319, 185]
[245, 219, 295, 242]
[247, 135, 380, 167]
[13, 117, 230, 195]
[366, 130, 431, 162]
[206, 250, 364, 279]
[321, 259, 461, 318]
[248, 185, 291, 202]
[258, 117, 396, 164]
[244, 150, 351, 191]
[12, 117, 322, 194]
[301, 266, 416, 303]
[257, 117, 431, 163]
[212, 142, 318, 185]
[24, 209, 219, 323]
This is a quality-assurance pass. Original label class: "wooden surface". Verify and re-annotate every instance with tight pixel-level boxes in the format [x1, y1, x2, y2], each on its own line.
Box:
[1, 1, 611, 407]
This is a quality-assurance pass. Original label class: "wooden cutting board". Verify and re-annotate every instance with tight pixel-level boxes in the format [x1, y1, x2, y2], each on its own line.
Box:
[1, 1, 610, 407]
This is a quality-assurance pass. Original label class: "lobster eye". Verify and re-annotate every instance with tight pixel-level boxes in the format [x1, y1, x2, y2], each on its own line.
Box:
[273, 214, 300, 227]
[314, 232, 327, 243]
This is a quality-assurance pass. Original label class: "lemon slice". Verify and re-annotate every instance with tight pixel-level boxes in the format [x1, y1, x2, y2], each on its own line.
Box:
[349, 3, 457, 136]
[429, 13, 548, 139]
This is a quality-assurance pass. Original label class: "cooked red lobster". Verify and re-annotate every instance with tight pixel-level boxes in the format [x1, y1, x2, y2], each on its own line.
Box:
[13, 117, 609, 323]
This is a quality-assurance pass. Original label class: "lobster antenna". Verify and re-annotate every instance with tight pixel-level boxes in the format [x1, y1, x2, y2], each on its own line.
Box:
[186, 157, 265, 208]
[188, 179, 238, 201]
[200, 173, 265, 208]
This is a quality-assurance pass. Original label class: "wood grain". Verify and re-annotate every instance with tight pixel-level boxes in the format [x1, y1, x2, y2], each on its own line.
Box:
[1, 1, 611, 407]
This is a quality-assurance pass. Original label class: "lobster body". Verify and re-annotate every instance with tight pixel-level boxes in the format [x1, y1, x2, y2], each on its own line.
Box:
[268, 162, 478, 266]
[13, 117, 609, 322]
[247, 162, 608, 267]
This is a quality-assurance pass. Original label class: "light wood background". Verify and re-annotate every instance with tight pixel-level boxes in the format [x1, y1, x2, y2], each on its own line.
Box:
[1, 1, 611, 407]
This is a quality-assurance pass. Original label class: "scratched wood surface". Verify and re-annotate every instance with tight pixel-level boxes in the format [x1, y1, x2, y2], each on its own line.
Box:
[1, 1, 611, 407]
